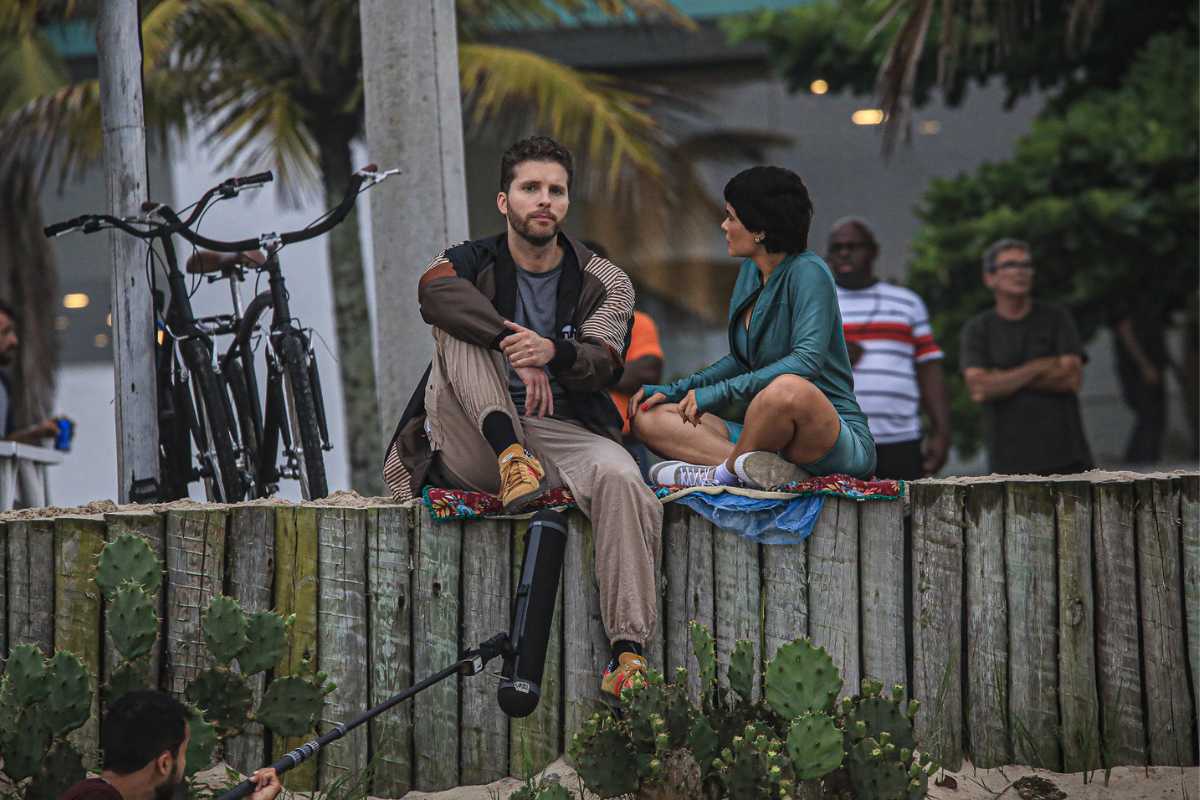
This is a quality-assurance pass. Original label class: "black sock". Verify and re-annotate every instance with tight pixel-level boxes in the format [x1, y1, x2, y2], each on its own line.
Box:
[612, 640, 643, 660]
[481, 411, 519, 456]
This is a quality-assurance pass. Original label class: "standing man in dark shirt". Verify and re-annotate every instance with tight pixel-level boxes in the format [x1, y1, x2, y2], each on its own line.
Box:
[960, 239, 1093, 475]
[59, 690, 280, 800]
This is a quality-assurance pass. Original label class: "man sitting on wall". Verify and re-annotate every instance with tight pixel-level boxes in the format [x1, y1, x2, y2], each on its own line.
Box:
[383, 136, 663, 699]
[59, 690, 281, 800]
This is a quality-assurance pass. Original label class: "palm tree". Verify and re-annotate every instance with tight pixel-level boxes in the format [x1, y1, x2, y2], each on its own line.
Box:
[3, 0, 753, 495]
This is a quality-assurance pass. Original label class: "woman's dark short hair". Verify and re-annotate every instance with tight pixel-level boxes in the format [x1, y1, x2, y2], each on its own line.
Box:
[101, 690, 189, 774]
[724, 166, 814, 254]
[500, 136, 573, 193]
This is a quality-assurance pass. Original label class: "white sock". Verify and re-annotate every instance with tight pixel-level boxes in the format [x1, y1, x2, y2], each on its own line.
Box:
[714, 461, 739, 486]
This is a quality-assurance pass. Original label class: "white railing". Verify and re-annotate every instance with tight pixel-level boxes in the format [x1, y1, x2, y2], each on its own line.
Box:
[0, 442, 62, 511]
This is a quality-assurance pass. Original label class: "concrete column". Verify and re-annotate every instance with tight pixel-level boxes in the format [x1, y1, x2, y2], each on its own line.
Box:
[97, 0, 159, 502]
[360, 0, 470, 437]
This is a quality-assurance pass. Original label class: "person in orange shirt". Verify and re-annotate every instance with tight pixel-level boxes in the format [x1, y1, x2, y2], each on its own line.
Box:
[611, 309, 664, 478]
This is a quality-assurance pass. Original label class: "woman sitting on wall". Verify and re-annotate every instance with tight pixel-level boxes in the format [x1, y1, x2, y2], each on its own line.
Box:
[629, 166, 876, 487]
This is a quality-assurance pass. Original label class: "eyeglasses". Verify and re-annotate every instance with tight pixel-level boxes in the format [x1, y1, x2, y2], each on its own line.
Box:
[987, 259, 1034, 273]
[829, 242, 870, 253]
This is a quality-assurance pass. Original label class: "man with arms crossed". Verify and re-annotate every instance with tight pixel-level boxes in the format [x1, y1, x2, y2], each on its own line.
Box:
[384, 136, 661, 698]
[960, 238, 1093, 475]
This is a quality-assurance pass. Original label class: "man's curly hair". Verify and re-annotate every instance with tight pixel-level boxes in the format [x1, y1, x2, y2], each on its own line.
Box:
[500, 136, 574, 193]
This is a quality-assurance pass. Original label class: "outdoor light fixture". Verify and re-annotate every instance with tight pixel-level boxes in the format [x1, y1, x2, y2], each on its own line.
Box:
[63, 292, 90, 309]
[810, 79, 829, 95]
[94, 333, 109, 348]
[919, 120, 942, 135]
[851, 109, 885, 125]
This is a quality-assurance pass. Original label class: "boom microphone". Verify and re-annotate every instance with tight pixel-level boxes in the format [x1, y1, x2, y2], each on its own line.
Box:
[498, 509, 567, 718]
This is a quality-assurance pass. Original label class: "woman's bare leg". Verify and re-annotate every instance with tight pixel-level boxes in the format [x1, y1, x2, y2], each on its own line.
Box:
[630, 403, 733, 464]
[725, 375, 840, 468]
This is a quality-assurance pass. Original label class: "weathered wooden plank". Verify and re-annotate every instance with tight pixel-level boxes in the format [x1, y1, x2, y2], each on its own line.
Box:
[54, 516, 106, 768]
[808, 498, 860, 697]
[7, 518, 54, 656]
[1183, 476, 1199, 717]
[1135, 479, 1195, 766]
[1093, 482, 1146, 766]
[102, 512, 166, 720]
[412, 507, 461, 791]
[680, 512, 715, 704]
[164, 509, 226, 696]
[509, 517, 563, 779]
[910, 483, 963, 770]
[223, 507, 273, 776]
[563, 512, 609, 756]
[367, 505, 414, 798]
[316, 508, 370, 783]
[761, 535, 807, 664]
[0, 519, 5, 661]
[645, 516, 666, 676]
[859, 500, 906, 693]
[714, 528, 760, 699]
[963, 483, 1010, 768]
[1005, 482, 1061, 770]
[1056, 482, 1101, 773]
[663, 504, 692, 676]
[271, 506, 320, 790]
[460, 517, 511, 785]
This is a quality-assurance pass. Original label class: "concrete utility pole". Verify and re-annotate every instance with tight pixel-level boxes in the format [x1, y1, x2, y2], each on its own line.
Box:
[97, 1, 158, 502]
[360, 0, 470, 439]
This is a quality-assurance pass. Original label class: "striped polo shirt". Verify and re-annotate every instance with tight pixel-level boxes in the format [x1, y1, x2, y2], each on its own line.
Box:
[836, 281, 943, 445]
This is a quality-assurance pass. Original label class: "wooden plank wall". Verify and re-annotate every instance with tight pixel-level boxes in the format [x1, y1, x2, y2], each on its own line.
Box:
[0, 474, 1194, 794]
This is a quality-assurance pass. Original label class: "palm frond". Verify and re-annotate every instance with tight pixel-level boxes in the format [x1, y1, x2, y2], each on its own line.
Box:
[460, 43, 664, 190]
[0, 26, 68, 115]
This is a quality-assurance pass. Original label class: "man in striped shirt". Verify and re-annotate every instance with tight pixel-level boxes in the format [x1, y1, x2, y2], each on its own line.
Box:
[829, 218, 951, 480]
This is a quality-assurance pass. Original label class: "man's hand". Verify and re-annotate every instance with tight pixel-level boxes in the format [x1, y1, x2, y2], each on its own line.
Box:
[248, 768, 282, 800]
[628, 388, 667, 422]
[677, 390, 704, 426]
[515, 366, 554, 418]
[501, 321, 555, 369]
[5, 418, 60, 445]
[921, 431, 950, 476]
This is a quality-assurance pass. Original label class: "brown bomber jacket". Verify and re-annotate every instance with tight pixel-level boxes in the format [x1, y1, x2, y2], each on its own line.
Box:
[383, 232, 635, 502]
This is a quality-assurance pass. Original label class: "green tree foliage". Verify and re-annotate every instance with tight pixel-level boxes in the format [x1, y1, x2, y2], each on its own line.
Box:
[906, 32, 1198, 455]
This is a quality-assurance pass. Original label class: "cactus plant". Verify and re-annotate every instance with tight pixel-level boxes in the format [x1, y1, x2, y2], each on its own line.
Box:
[728, 640, 756, 703]
[43, 652, 91, 737]
[237, 611, 289, 675]
[203, 596, 250, 666]
[256, 675, 326, 737]
[106, 659, 153, 705]
[4, 708, 53, 781]
[7, 645, 50, 706]
[185, 668, 253, 737]
[569, 712, 639, 798]
[96, 533, 161, 597]
[689, 621, 717, 693]
[763, 639, 842, 720]
[108, 582, 159, 661]
[185, 709, 219, 777]
[785, 712, 843, 779]
[24, 742, 84, 800]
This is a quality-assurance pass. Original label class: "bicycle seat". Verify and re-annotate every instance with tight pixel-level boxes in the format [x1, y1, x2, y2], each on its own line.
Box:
[185, 249, 267, 275]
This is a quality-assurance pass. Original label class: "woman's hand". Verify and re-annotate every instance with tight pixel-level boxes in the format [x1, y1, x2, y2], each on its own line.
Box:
[629, 388, 667, 421]
[677, 390, 704, 426]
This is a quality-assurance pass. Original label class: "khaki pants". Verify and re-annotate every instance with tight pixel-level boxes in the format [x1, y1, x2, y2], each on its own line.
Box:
[425, 328, 663, 647]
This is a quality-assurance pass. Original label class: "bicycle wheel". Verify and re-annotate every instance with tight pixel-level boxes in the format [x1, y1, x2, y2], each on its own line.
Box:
[156, 346, 194, 501]
[221, 353, 261, 496]
[184, 340, 244, 502]
[279, 333, 328, 499]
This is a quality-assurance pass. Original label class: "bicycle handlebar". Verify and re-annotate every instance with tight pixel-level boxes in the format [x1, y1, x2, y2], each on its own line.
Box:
[157, 164, 389, 254]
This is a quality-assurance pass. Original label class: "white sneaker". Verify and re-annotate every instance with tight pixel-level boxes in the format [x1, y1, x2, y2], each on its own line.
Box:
[733, 451, 810, 490]
[649, 460, 723, 487]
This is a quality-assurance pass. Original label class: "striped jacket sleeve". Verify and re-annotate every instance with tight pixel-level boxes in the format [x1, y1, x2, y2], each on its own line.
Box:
[548, 255, 634, 391]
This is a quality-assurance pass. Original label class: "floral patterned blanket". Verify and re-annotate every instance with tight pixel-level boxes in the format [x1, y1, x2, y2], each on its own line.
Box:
[422, 475, 903, 522]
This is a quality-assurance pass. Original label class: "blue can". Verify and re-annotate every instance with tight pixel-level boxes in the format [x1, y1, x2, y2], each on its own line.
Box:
[54, 418, 74, 452]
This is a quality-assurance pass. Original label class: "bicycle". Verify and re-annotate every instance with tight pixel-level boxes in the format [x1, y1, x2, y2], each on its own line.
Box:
[45, 164, 395, 501]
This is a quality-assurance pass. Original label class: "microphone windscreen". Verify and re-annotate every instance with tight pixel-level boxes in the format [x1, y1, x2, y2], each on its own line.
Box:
[498, 509, 567, 718]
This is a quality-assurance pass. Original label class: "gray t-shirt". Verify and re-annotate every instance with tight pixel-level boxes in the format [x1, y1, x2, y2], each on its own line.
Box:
[507, 263, 572, 417]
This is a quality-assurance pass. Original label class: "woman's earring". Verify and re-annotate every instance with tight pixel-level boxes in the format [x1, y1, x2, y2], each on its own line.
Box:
[754, 234, 765, 244]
